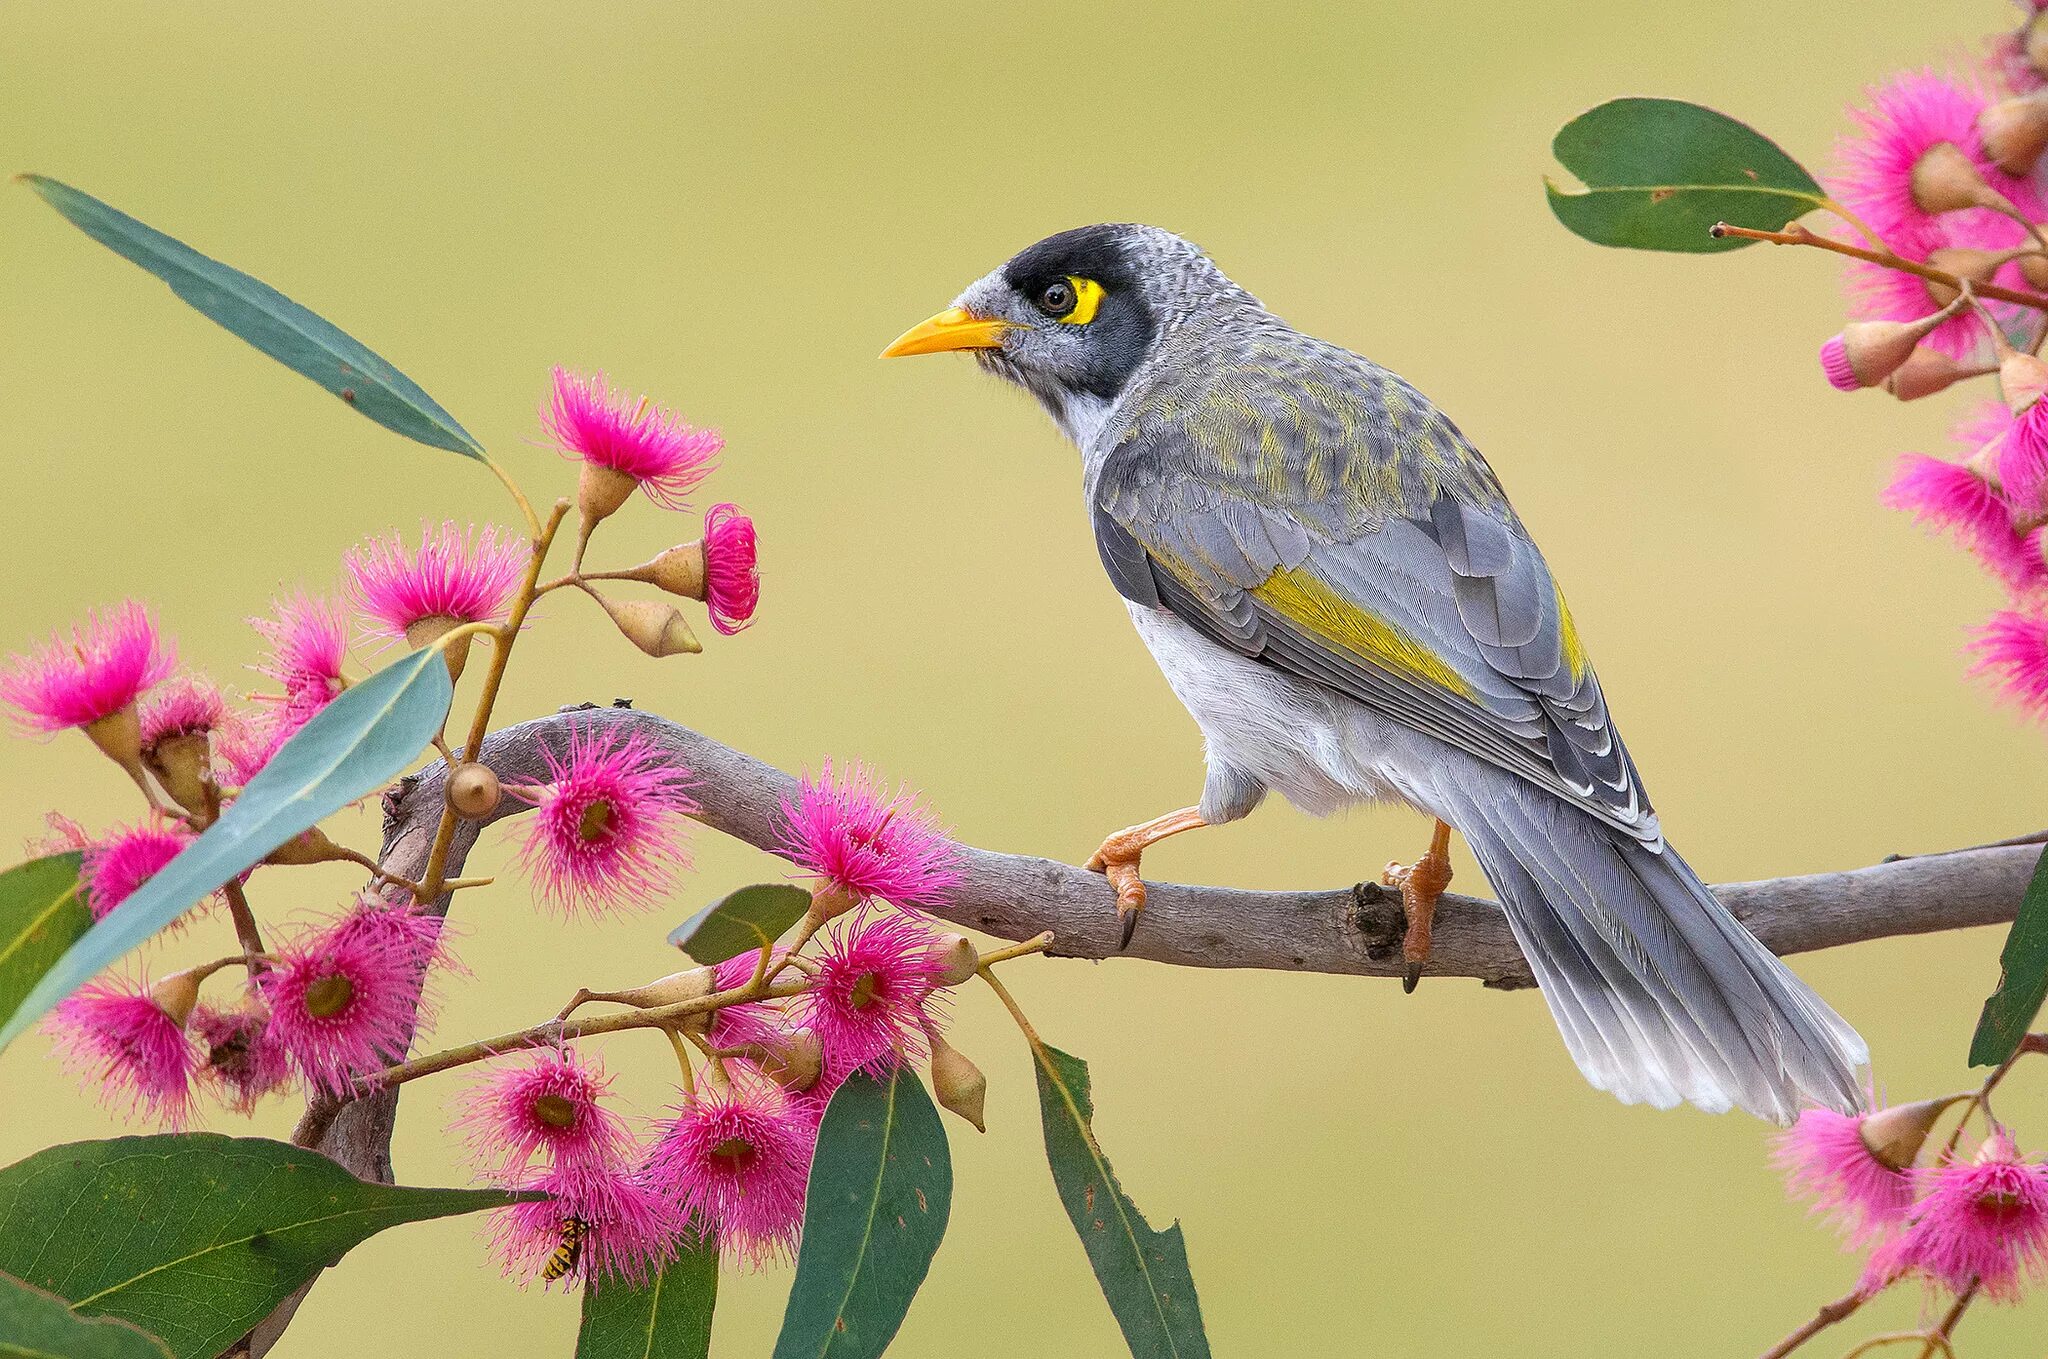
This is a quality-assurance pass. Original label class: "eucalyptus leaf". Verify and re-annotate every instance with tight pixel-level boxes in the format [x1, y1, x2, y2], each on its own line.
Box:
[1029, 1041, 1209, 1359]
[0, 1272, 172, 1359]
[1545, 98, 1826, 252]
[0, 853, 88, 1029]
[1969, 845, 2048, 1066]
[20, 175, 483, 458]
[773, 1069, 951, 1359]
[0, 649, 453, 1050]
[0, 1135, 520, 1359]
[576, 1241, 718, 1359]
[668, 884, 811, 965]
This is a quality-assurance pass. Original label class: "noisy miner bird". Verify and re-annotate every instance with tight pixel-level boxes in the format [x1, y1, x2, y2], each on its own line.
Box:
[882, 224, 1867, 1122]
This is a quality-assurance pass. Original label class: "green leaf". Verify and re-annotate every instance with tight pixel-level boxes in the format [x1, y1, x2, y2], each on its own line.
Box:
[0, 854, 88, 1030]
[0, 1134, 521, 1359]
[1545, 98, 1826, 253]
[576, 1240, 718, 1359]
[667, 884, 812, 965]
[773, 1069, 952, 1359]
[1029, 1041, 1209, 1359]
[1970, 844, 2048, 1066]
[0, 1272, 172, 1359]
[19, 175, 483, 458]
[0, 649, 453, 1050]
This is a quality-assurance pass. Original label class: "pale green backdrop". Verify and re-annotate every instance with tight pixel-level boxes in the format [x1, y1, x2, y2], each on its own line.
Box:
[3, 3, 2043, 1355]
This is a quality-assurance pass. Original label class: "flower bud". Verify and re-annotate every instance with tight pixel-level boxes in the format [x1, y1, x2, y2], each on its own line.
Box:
[145, 732, 213, 818]
[1886, 350, 1999, 401]
[577, 463, 639, 526]
[929, 1034, 987, 1132]
[929, 933, 979, 986]
[1912, 142, 2013, 216]
[445, 761, 502, 819]
[599, 967, 716, 1011]
[1819, 297, 1972, 390]
[147, 966, 208, 1029]
[599, 596, 702, 657]
[1858, 1095, 1969, 1171]
[1923, 247, 2028, 306]
[265, 824, 351, 868]
[750, 1029, 824, 1093]
[1982, 94, 2048, 177]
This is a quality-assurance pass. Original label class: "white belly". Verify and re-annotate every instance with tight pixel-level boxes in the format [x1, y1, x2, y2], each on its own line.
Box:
[1126, 602, 1423, 817]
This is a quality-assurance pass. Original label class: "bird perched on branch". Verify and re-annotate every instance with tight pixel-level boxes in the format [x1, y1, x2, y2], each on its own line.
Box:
[883, 223, 1866, 1122]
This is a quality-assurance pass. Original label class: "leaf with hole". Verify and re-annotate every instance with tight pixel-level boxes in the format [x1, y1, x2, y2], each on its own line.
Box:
[0, 648, 453, 1050]
[20, 174, 483, 458]
[0, 853, 88, 1030]
[576, 1240, 718, 1359]
[667, 884, 811, 965]
[1029, 1040, 1210, 1359]
[773, 1069, 951, 1359]
[1545, 98, 1826, 252]
[0, 1271, 173, 1359]
[0, 1134, 522, 1359]
[1970, 844, 2048, 1066]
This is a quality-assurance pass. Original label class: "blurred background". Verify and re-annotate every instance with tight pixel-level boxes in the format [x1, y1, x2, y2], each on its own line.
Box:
[4, 2, 2045, 1354]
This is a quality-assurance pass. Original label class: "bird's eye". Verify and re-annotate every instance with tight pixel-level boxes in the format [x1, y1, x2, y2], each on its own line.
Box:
[1037, 280, 1076, 317]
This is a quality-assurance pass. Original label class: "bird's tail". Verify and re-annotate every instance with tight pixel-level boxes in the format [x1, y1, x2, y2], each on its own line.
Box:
[1433, 779, 1867, 1123]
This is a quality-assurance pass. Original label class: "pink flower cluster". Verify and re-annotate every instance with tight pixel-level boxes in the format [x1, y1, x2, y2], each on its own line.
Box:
[1777, 1106, 2048, 1304]
[1824, 30, 2048, 719]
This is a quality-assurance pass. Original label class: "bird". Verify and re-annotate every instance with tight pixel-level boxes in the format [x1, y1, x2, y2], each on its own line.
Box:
[881, 223, 1868, 1123]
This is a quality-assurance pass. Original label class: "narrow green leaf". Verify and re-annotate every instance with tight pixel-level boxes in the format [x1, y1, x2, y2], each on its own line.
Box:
[576, 1240, 718, 1359]
[1029, 1041, 1209, 1359]
[0, 1272, 173, 1359]
[0, 1134, 522, 1359]
[667, 884, 812, 965]
[1545, 98, 1826, 252]
[773, 1070, 952, 1359]
[1969, 844, 2048, 1066]
[19, 175, 483, 458]
[0, 649, 453, 1050]
[0, 854, 88, 1029]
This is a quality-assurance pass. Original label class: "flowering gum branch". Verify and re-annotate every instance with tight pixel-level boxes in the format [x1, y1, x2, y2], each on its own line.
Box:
[240, 703, 2038, 1358]
[1712, 220, 2048, 311]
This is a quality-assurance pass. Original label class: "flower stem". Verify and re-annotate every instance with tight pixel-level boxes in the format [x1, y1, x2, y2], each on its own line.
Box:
[1756, 1288, 1866, 1359]
[479, 452, 542, 540]
[978, 931, 1055, 967]
[416, 499, 571, 901]
[220, 879, 267, 970]
[978, 965, 1046, 1049]
[1710, 220, 2048, 311]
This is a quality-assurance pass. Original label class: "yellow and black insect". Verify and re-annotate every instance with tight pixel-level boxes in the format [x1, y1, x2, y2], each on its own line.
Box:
[541, 1216, 590, 1282]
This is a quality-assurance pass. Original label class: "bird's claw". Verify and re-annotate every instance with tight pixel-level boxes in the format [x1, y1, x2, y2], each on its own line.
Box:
[1382, 849, 1452, 994]
[1090, 851, 1147, 950]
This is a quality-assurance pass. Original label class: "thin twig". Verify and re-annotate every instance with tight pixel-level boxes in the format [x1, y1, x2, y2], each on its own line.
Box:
[1757, 1289, 1866, 1359]
[1711, 221, 2048, 311]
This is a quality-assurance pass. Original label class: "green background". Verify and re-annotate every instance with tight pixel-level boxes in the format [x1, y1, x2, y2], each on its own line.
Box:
[3, 2, 2044, 1354]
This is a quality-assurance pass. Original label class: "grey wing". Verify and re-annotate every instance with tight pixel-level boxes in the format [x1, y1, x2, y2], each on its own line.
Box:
[1093, 447, 1660, 845]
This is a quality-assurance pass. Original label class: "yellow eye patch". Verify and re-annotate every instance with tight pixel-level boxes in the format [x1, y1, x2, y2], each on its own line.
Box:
[1061, 276, 1105, 325]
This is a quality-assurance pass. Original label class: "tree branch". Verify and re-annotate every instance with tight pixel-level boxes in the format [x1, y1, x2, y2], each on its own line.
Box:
[242, 701, 2036, 1355]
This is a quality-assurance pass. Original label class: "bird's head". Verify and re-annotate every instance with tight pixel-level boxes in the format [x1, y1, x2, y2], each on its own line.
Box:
[881, 223, 1245, 439]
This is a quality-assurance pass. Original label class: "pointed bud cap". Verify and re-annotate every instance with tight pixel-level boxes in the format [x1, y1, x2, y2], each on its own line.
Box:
[446, 761, 503, 819]
[1912, 141, 2012, 216]
[929, 1035, 987, 1132]
[929, 933, 979, 987]
[603, 966, 716, 1011]
[599, 596, 702, 657]
[1858, 1095, 1970, 1171]
[265, 823, 351, 868]
[1982, 94, 2048, 177]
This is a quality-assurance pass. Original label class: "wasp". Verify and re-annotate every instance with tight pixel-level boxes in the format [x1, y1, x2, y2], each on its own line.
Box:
[541, 1216, 590, 1282]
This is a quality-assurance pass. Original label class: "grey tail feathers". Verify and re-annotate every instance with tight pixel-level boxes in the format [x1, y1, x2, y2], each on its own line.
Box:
[1440, 785, 1868, 1124]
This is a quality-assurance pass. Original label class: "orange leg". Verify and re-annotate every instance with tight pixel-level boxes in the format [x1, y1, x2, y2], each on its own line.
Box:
[1085, 807, 1208, 949]
[1382, 819, 1455, 994]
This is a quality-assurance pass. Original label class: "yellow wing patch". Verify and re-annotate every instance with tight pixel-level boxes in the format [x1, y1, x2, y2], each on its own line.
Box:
[1250, 567, 1475, 698]
[1555, 582, 1588, 682]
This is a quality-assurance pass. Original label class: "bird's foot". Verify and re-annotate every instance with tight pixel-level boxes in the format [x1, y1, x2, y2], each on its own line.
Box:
[1085, 807, 1207, 951]
[1382, 820, 1455, 994]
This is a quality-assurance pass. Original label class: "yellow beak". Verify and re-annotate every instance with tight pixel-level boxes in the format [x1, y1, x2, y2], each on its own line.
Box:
[879, 307, 1012, 358]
